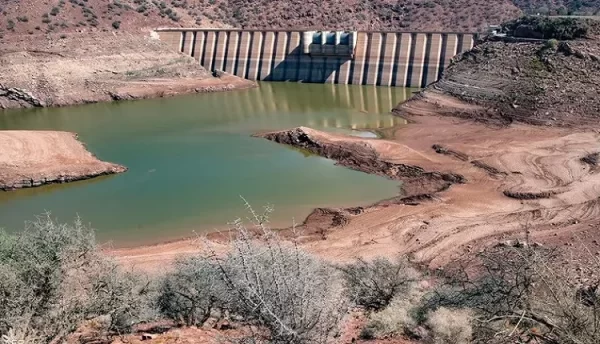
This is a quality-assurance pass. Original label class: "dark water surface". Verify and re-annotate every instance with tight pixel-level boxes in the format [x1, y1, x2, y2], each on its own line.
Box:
[0, 82, 414, 245]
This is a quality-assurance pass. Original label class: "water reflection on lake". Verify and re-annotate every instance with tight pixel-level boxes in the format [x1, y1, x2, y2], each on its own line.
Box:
[0, 82, 415, 246]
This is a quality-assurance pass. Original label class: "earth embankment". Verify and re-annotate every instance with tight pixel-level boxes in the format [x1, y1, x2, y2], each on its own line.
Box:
[0, 131, 126, 190]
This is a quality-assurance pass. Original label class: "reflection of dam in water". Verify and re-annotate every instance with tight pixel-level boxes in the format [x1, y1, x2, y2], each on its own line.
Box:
[199, 82, 412, 130]
[156, 29, 477, 87]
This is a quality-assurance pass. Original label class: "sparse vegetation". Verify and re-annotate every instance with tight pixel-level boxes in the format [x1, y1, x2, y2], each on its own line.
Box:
[340, 256, 420, 311]
[420, 244, 600, 343]
[159, 203, 347, 344]
[0, 215, 150, 343]
[503, 16, 592, 40]
[1, 203, 599, 344]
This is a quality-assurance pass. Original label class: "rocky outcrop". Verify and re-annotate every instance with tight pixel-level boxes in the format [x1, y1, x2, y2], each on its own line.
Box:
[0, 84, 45, 109]
[1, 165, 127, 190]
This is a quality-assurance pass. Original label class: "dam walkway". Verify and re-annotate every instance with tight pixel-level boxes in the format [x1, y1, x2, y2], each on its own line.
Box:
[155, 29, 478, 88]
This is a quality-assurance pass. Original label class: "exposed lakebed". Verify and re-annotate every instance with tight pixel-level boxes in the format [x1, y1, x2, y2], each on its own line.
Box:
[0, 82, 414, 245]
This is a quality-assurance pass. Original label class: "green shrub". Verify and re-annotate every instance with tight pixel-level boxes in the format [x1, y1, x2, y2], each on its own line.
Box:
[112, 20, 121, 29]
[545, 38, 559, 50]
[50, 6, 60, 16]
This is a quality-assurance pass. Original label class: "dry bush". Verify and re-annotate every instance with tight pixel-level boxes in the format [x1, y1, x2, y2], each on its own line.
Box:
[0, 214, 150, 343]
[423, 243, 600, 344]
[340, 256, 420, 311]
[157, 256, 228, 326]
[184, 201, 347, 344]
[426, 307, 472, 344]
[360, 285, 425, 339]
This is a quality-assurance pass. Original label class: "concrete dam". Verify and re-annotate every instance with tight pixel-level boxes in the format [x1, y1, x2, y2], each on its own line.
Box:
[155, 29, 477, 87]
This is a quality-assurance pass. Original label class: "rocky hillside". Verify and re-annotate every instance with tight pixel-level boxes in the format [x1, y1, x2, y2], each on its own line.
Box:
[512, 0, 600, 15]
[396, 18, 600, 127]
[0, 0, 522, 39]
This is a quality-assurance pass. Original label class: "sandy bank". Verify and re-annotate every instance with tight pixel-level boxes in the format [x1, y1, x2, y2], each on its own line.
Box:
[0, 131, 126, 190]
[0, 33, 255, 109]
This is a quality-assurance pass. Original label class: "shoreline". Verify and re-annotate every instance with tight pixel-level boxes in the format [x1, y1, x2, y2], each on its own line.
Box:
[112, 105, 600, 272]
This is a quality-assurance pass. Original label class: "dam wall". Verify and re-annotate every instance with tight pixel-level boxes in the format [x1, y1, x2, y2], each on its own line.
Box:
[155, 29, 477, 87]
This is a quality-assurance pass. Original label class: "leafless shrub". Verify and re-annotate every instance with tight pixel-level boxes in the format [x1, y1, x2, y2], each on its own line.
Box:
[360, 286, 425, 338]
[422, 243, 600, 344]
[0, 214, 150, 343]
[156, 256, 229, 326]
[199, 201, 348, 344]
[426, 307, 472, 344]
[340, 256, 420, 311]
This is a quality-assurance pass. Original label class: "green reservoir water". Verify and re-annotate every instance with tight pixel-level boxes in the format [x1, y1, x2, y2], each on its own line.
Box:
[0, 83, 413, 246]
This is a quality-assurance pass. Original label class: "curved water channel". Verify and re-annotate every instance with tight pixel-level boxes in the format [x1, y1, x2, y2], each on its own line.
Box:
[0, 83, 414, 246]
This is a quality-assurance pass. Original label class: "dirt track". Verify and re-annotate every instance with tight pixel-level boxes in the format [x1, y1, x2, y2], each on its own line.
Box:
[0, 131, 126, 190]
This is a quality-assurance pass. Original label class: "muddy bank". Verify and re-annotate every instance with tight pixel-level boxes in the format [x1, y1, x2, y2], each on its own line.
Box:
[256, 126, 466, 197]
[0, 131, 126, 190]
[0, 33, 255, 109]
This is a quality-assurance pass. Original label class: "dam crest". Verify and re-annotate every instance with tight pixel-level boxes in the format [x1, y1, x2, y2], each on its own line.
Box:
[155, 29, 477, 87]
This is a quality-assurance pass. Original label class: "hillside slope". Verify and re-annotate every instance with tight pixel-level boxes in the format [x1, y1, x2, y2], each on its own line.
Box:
[395, 18, 600, 127]
[512, 0, 600, 15]
[0, 0, 522, 38]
